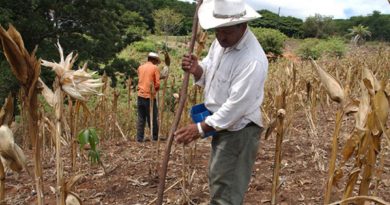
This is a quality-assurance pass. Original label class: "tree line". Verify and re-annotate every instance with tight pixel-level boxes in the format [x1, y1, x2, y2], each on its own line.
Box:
[251, 10, 390, 41]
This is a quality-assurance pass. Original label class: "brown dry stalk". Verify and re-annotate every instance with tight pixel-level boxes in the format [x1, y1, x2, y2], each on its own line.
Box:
[54, 88, 66, 205]
[156, 1, 202, 204]
[157, 76, 168, 156]
[271, 109, 285, 205]
[0, 25, 44, 205]
[324, 110, 344, 204]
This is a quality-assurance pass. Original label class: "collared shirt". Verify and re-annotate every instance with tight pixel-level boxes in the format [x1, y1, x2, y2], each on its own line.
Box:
[196, 28, 268, 131]
[137, 61, 160, 98]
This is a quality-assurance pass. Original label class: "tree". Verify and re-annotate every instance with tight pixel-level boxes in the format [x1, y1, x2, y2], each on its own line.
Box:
[302, 14, 335, 38]
[348, 24, 371, 46]
[250, 10, 303, 38]
[153, 8, 184, 36]
[0, 0, 147, 94]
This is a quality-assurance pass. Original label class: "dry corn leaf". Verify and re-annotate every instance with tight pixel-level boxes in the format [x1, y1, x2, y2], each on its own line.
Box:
[66, 174, 85, 192]
[264, 118, 277, 140]
[0, 25, 28, 84]
[310, 59, 345, 103]
[373, 89, 389, 128]
[332, 168, 343, 187]
[0, 93, 14, 126]
[343, 168, 360, 200]
[359, 148, 375, 197]
[343, 98, 359, 115]
[342, 132, 360, 161]
[38, 78, 55, 107]
[355, 82, 370, 131]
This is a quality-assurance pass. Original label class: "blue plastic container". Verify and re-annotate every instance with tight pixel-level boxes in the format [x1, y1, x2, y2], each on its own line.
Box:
[190, 103, 216, 138]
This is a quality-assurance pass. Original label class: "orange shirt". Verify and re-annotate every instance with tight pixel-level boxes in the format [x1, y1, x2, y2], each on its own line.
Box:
[137, 61, 160, 98]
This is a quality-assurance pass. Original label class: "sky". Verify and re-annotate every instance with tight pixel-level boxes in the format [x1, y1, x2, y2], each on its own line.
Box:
[181, 0, 390, 19]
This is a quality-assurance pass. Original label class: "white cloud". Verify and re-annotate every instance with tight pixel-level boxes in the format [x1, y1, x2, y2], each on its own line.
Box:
[246, 0, 390, 19]
[180, 0, 390, 19]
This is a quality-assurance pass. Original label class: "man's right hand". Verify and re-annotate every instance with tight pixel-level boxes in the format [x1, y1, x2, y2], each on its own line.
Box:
[182, 54, 203, 81]
[182, 54, 199, 74]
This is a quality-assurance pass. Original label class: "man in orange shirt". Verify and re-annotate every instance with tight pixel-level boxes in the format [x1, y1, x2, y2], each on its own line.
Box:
[136, 52, 161, 142]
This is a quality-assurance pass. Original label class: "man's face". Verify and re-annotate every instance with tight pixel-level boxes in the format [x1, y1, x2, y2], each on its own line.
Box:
[215, 23, 246, 48]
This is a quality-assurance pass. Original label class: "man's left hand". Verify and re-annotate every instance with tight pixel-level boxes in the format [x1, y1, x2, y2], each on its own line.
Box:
[174, 124, 200, 145]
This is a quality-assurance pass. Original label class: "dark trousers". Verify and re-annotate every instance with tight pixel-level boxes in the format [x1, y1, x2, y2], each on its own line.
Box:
[136, 96, 158, 141]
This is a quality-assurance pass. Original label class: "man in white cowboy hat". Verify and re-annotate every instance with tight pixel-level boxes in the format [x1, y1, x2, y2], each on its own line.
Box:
[136, 52, 161, 142]
[174, 0, 268, 204]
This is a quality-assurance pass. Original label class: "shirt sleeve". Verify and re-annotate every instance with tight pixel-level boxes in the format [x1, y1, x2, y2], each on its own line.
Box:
[205, 60, 267, 130]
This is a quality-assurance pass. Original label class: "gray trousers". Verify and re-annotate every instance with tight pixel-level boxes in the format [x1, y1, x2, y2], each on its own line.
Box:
[209, 125, 262, 205]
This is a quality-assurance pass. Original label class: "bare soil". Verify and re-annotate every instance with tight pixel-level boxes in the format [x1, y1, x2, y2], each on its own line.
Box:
[4, 107, 390, 205]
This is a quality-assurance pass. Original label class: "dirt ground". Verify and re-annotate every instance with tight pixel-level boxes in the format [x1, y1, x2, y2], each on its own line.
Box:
[4, 107, 390, 205]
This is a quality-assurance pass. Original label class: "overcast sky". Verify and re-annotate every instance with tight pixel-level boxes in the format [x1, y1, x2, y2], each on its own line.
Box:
[181, 0, 390, 19]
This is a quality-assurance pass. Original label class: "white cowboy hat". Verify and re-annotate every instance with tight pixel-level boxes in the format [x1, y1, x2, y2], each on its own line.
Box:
[198, 0, 261, 30]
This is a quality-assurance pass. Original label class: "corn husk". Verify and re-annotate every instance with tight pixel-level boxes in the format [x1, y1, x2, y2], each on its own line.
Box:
[310, 59, 345, 103]
[0, 125, 28, 173]
[362, 68, 381, 92]
[41, 42, 103, 101]
[65, 193, 82, 205]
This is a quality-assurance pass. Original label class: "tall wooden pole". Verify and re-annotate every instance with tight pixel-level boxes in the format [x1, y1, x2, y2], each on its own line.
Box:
[156, 1, 202, 204]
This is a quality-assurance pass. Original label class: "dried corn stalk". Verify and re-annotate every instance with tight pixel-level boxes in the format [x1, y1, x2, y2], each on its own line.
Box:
[0, 24, 43, 205]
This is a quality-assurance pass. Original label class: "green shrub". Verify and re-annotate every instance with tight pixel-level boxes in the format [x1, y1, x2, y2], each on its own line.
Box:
[132, 40, 156, 52]
[252, 27, 287, 56]
[297, 37, 346, 60]
[297, 38, 322, 60]
[317, 37, 346, 58]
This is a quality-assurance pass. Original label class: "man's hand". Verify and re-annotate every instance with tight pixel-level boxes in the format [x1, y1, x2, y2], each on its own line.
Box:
[174, 124, 200, 145]
[181, 54, 199, 74]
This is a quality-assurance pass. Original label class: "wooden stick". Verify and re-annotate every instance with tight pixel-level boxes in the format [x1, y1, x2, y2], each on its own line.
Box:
[148, 179, 183, 205]
[156, 1, 202, 204]
[150, 83, 155, 140]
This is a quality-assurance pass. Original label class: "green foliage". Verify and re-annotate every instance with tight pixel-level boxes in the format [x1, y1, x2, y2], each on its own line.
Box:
[333, 11, 390, 42]
[132, 40, 157, 52]
[250, 10, 303, 38]
[297, 37, 346, 60]
[302, 14, 335, 38]
[0, 60, 20, 105]
[252, 27, 287, 56]
[103, 58, 139, 87]
[78, 128, 101, 165]
[153, 8, 184, 36]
